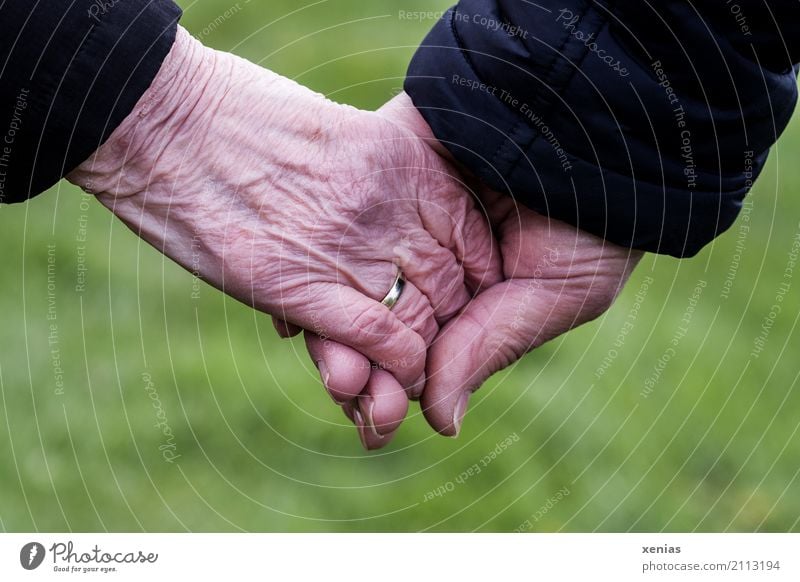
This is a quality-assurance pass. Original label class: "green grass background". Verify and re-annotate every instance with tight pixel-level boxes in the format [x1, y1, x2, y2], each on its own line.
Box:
[1, 0, 799, 532]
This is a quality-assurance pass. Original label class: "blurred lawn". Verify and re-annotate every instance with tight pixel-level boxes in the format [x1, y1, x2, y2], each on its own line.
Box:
[1, 0, 799, 532]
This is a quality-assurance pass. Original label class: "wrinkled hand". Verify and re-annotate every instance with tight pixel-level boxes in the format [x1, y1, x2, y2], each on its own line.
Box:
[319, 93, 642, 445]
[66, 29, 501, 445]
[421, 189, 642, 435]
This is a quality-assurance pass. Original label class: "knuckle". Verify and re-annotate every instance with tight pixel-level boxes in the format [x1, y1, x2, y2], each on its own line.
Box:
[548, 277, 620, 327]
[415, 255, 466, 313]
[419, 268, 451, 299]
[583, 281, 622, 321]
[396, 293, 437, 341]
[350, 302, 396, 339]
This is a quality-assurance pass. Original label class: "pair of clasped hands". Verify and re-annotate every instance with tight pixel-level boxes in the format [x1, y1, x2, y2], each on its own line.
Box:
[67, 28, 641, 450]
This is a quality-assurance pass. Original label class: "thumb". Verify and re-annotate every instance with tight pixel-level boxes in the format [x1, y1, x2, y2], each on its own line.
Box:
[421, 279, 576, 436]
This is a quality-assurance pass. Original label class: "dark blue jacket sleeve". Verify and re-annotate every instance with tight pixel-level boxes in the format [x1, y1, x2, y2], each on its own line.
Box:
[405, 1, 800, 257]
[0, 0, 182, 204]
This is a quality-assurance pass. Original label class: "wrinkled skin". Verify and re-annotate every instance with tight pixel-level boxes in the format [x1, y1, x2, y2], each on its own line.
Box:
[314, 94, 644, 447]
[67, 28, 502, 447]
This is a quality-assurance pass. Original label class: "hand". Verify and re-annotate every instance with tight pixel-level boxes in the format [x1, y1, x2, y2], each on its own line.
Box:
[317, 93, 642, 442]
[66, 29, 501, 444]
[421, 188, 642, 435]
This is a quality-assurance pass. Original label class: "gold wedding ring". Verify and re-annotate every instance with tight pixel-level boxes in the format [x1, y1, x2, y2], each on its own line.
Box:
[380, 269, 406, 310]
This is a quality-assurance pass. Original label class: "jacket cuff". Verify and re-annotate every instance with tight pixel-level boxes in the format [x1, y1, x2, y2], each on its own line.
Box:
[0, 0, 182, 204]
[405, 5, 797, 257]
[405, 8, 544, 205]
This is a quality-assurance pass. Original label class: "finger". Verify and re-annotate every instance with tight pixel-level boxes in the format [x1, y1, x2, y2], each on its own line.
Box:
[417, 181, 503, 297]
[421, 281, 560, 437]
[394, 232, 473, 324]
[335, 257, 441, 344]
[310, 280, 437, 401]
[305, 331, 370, 404]
[381, 278, 438, 346]
[344, 400, 398, 451]
[342, 212, 473, 327]
[290, 284, 427, 391]
[272, 316, 303, 339]
[355, 369, 408, 450]
[342, 400, 356, 423]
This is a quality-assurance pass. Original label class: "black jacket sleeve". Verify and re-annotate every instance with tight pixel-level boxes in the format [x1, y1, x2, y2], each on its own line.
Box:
[405, 1, 800, 257]
[0, 0, 182, 204]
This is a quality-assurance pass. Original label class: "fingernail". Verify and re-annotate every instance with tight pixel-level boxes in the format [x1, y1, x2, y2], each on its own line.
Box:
[318, 360, 345, 404]
[317, 360, 330, 388]
[360, 396, 386, 440]
[353, 408, 371, 451]
[452, 391, 472, 437]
